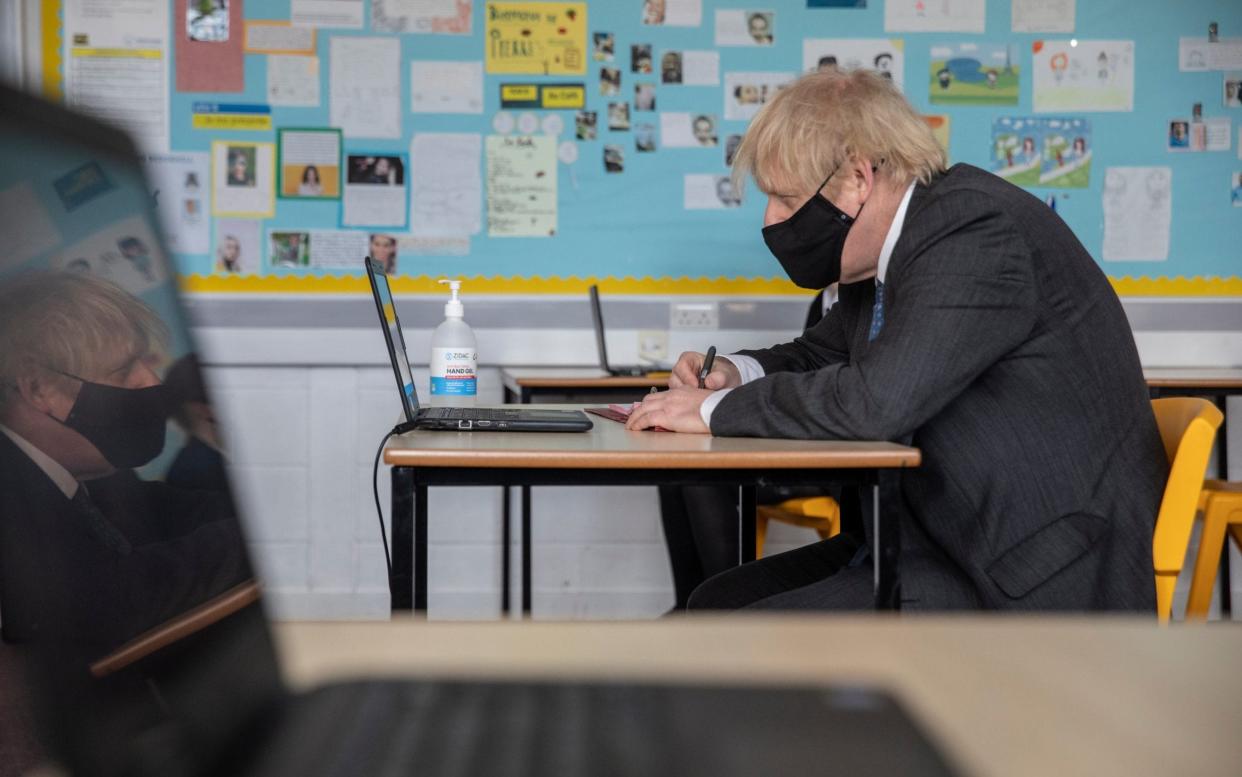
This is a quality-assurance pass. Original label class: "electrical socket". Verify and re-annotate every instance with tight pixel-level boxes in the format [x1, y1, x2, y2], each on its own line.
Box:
[670, 301, 719, 330]
[637, 330, 669, 362]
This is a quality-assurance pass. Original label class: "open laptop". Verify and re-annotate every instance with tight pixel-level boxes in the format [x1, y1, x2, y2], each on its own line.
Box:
[590, 284, 666, 377]
[0, 83, 958, 777]
[365, 257, 592, 432]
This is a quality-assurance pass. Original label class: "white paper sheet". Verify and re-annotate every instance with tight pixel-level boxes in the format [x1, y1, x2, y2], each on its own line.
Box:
[1205, 118, 1232, 152]
[411, 61, 484, 114]
[1033, 40, 1134, 113]
[885, 0, 984, 33]
[1102, 167, 1171, 262]
[644, 0, 702, 27]
[373, 0, 472, 34]
[291, 0, 364, 28]
[1179, 37, 1242, 72]
[398, 235, 471, 256]
[660, 112, 719, 147]
[684, 175, 742, 209]
[0, 181, 61, 267]
[410, 133, 483, 237]
[142, 153, 209, 255]
[245, 23, 316, 53]
[1011, 0, 1074, 33]
[268, 55, 321, 107]
[681, 51, 721, 86]
[486, 135, 557, 238]
[330, 37, 401, 139]
[714, 10, 775, 47]
[803, 38, 905, 91]
[211, 142, 276, 218]
[723, 71, 794, 121]
[306, 230, 371, 268]
[213, 219, 261, 274]
[63, 0, 170, 153]
[52, 214, 166, 293]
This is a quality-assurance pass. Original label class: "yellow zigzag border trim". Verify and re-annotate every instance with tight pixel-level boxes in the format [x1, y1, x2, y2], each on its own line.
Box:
[179, 274, 1242, 297]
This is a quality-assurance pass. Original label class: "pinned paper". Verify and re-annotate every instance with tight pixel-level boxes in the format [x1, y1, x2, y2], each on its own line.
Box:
[724, 72, 794, 120]
[267, 55, 321, 107]
[344, 154, 408, 227]
[1011, 0, 1074, 33]
[485, 2, 587, 75]
[684, 175, 742, 209]
[278, 128, 342, 199]
[244, 21, 316, 54]
[715, 11, 775, 47]
[176, 0, 243, 92]
[992, 116, 1091, 188]
[1180, 37, 1242, 72]
[213, 219, 261, 274]
[660, 113, 718, 147]
[803, 39, 904, 91]
[211, 141, 275, 218]
[1032, 40, 1134, 113]
[331, 37, 401, 139]
[1102, 167, 1171, 262]
[291, 0, 364, 28]
[643, 0, 702, 27]
[661, 51, 720, 85]
[487, 135, 558, 237]
[142, 153, 209, 255]
[412, 62, 485, 113]
[373, 0, 472, 34]
[410, 133, 483, 237]
[930, 43, 1019, 106]
[885, 0, 984, 33]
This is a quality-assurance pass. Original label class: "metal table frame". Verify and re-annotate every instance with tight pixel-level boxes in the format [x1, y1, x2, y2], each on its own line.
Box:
[388, 464, 905, 615]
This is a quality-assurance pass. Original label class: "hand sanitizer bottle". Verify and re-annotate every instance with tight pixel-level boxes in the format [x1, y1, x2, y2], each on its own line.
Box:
[429, 279, 477, 406]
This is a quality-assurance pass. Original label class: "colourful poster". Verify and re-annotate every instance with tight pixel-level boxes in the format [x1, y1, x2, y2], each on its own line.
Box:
[485, 2, 587, 75]
[992, 116, 1091, 189]
[929, 43, 1019, 105]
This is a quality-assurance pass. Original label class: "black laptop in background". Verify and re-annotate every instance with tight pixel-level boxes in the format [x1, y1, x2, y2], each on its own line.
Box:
[365, 257, 592, 432]
[0, 83, 960, 777]
[590, 284, 666, 377]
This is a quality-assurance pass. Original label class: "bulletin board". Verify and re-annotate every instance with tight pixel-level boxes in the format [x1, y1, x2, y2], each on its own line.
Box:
[38, 0, 1242, 296]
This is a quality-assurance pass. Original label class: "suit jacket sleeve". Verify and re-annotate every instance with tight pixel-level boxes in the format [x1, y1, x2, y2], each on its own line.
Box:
[712, 189, 1039, 441]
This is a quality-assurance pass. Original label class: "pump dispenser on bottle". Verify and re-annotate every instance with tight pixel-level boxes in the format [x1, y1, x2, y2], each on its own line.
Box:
[429, 279, 477, 406]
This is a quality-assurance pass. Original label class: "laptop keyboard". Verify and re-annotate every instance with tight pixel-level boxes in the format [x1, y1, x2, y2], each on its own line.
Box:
[421, 407, 522, 421]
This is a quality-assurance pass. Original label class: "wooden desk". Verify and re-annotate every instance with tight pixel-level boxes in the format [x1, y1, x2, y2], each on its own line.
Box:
[384, 406, 920, 614]
[273, 616, 1242, 777]
[1145, 368, 1242, 615]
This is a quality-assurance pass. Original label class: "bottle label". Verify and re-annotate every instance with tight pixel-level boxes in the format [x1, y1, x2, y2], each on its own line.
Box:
[429, 347, 477, 396]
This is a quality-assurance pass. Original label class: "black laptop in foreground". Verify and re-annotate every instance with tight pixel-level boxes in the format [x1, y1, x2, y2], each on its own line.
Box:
[0, 83, 959, 777]
[366, 257, 592, 432]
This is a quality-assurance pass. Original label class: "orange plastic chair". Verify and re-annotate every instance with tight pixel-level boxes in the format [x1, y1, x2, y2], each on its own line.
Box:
[1150, 398, 1224, 624]
[755, 496, 840, 559]
[1186, 480, 1242, 620]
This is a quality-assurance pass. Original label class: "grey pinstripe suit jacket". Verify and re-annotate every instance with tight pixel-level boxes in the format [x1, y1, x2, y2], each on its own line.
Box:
[713, 164, 1164, 611]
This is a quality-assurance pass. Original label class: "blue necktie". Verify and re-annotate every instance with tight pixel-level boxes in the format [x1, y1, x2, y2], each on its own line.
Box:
[868, 280, 885, 342]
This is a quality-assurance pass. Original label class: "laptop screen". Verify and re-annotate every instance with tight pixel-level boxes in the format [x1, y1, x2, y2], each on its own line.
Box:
[589, 284, 611, 373]
[0, 84, 282, 777]
[365, 257, 420, 422]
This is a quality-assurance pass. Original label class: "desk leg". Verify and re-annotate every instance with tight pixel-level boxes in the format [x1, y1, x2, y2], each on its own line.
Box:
[874, 471, 902, 611]
[740, 485, 757, 564]
[1216, 396, 1232, 617]
[415, 482, 428, 614]
[501, 487, 511, 616]
[390, 467, 414, 612]
[521, 486, 532, 615]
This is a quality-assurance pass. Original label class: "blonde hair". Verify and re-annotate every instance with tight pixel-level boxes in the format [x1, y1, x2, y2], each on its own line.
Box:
[0, 271, 167, 408]
[732, 69, 946, 195]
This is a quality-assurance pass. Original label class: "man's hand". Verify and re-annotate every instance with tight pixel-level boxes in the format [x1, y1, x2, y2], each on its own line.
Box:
[626, 387, 713, 433]
[668, 351, 742, 391]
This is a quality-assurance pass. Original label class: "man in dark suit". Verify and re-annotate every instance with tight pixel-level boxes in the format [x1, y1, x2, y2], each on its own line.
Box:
[628, 69, 1165, 611]
[0, 271, 249, 656]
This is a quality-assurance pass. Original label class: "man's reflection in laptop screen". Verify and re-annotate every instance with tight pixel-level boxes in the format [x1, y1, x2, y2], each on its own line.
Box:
[0, 87, 275, 777]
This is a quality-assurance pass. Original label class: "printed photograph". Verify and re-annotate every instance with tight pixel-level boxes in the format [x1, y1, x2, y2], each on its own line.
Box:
[661, 51, 683, 84]
[369, 233, 399, 275]
[608, 102, 631, 131]
[600, 67, 621, 96]
[1226, 77, 1242, 108]
[187, 0, 229, 43]
[642, 0, 666, 25]
[636, 123, 657, 152]
[1168, 120, 1190, 150]
[575, 111, 598, 140]
[1232, 171, 1242, 207]
[631, 44, 653, 73]
[715, 175, 742, 207]
[635, 82, 657, 111]
[724, 133, 743, 166]
[347, 155, 404, 185]
[269, 231, 310, 268]
[225, 146, 255, 187]
[692, 114, 718, 147]
[747, 12, 774, 45]
[604, 144, 625, 173]
[593, 32, 615, 62]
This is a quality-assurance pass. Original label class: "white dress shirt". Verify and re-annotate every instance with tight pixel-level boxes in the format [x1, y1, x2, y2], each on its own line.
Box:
[0, 423, 80, 499]
[699, 181, 918, 428]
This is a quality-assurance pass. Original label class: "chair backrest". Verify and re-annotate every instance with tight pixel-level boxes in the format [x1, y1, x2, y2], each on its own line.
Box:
[1150, 397, 1224, 624]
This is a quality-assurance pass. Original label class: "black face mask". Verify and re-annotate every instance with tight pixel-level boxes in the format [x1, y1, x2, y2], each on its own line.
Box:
[52, 370, 170, 469]
[762, 167, 865, 290]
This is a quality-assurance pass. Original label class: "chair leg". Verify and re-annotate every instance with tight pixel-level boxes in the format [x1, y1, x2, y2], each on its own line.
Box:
[755, 513, 768, 560]
[1187, 505, 1228, 621]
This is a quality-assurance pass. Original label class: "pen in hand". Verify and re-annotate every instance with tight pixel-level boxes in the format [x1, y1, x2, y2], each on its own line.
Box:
[698, 346, 717, 389]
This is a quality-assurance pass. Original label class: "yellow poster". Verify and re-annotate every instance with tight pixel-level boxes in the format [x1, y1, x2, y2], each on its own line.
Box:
[485, 2, 587, 75]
